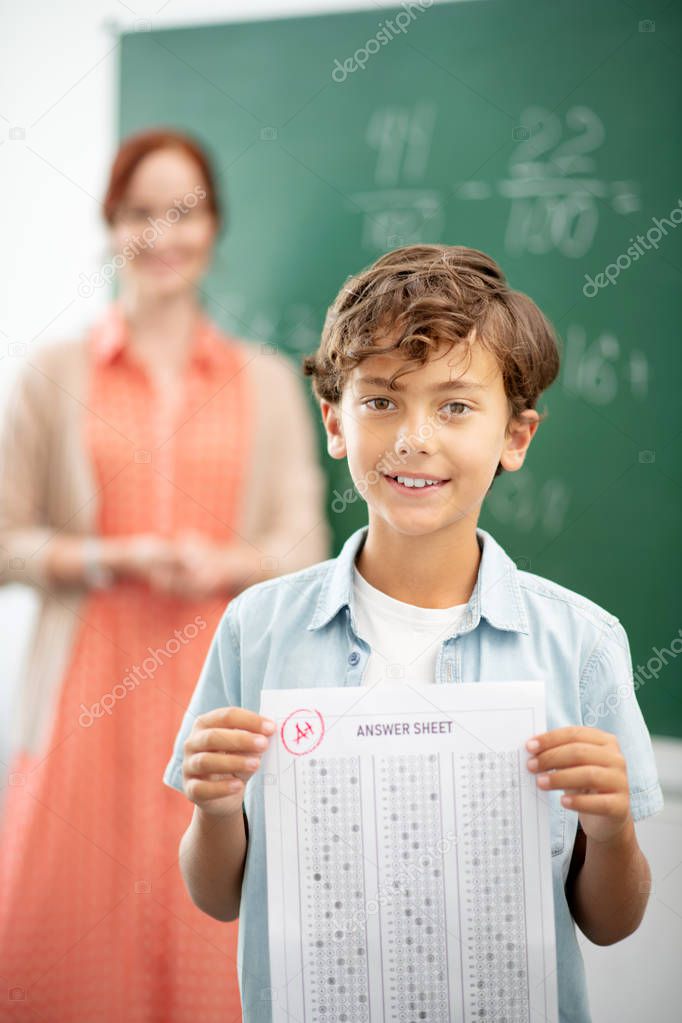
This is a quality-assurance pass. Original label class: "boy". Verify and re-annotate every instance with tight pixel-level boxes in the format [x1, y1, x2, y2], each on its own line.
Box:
[163, 244, 663, 1022]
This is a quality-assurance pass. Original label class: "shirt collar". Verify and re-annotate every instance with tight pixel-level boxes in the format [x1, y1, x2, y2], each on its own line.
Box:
[90, 301, 223, 371]
[307, 524, 529, 636]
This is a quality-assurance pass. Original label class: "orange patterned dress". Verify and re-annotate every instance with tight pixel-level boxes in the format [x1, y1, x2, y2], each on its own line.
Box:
[0, 304, 251, 1021]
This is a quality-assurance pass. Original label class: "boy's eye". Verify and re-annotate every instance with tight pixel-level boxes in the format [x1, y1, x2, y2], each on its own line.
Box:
[364, 397, 395, 411]
[442, 401, 471, 418]
[364, 398, 472, 417]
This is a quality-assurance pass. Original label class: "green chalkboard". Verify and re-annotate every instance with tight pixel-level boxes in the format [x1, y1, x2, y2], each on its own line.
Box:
[118, 0, 682, 738]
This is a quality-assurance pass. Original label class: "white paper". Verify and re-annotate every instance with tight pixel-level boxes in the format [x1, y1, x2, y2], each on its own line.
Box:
[260, 681, 558, 1022]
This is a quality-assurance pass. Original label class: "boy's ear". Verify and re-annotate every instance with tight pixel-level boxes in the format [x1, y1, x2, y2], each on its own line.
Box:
[499, 409, 540, 472]
[320, 400, 347, 460]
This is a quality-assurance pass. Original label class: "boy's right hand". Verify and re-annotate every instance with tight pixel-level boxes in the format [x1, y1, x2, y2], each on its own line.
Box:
[182, 707, 276, 818]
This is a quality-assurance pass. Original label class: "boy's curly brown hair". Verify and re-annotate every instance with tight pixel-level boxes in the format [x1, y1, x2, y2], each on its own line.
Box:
[302, 243, 561, 481]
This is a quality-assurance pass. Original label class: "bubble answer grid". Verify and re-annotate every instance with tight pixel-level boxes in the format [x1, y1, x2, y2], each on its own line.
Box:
[296, 750, 529, 1023]
[300, 755, 370, 1021]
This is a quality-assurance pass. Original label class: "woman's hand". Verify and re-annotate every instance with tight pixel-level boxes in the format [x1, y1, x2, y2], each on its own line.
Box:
[108, 533, 183, 584]
[42, 533, 182, 588]
[148, 529, 254, 600]
[104, 529, 258, 599]
[526, 725, 632, 844]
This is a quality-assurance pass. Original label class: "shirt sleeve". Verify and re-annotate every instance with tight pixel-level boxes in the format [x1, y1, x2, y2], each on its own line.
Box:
[0, 357, 56, 588]
[162, 601, 242, 795]
[580, 619, 664, 821]
[244, 347, 331, 574]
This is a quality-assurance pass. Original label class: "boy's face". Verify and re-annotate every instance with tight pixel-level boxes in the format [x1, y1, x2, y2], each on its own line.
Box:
[320, 333, 539, 538]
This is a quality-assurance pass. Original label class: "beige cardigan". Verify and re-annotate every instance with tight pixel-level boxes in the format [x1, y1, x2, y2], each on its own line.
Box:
[0, 328, 331, 758]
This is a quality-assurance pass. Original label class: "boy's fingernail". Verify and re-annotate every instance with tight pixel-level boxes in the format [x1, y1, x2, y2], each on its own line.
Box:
[526, 739, 540, 751]
[261, 719, 276, 734]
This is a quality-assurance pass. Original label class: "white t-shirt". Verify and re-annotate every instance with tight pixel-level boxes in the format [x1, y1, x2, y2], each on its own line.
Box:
[352, 564, 469, 686]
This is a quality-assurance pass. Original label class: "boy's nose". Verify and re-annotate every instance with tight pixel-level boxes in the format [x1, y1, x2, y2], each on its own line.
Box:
[394, 422, 437, 457]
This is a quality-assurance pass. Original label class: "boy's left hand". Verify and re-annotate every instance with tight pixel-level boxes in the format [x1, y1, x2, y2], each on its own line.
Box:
[526, 726, 632, 844]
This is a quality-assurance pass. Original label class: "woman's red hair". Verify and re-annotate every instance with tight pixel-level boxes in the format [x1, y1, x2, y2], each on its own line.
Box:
[102, 127, 223, 228]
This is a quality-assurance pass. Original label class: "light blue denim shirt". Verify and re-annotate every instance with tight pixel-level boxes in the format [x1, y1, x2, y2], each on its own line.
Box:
[163, 524, 664, 1023]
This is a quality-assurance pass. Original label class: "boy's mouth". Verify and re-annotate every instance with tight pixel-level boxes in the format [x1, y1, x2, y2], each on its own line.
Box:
[383, 473, 450, 493]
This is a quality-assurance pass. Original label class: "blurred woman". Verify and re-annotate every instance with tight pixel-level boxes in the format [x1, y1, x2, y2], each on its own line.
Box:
[0, 128, 329, 1020]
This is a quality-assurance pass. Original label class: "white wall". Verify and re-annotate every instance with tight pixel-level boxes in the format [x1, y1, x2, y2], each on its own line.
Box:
[1, 2, 680, 1019]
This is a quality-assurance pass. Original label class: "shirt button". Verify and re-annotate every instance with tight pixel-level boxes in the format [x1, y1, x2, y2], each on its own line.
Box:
[348, 651, 360, 666]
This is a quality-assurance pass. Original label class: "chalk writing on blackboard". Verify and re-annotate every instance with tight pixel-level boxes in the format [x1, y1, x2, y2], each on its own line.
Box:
[349, 103, 444, 252]
[458, 106, 640, 259]
[562, 325, 649, 405]
[487, 469, 571, 537]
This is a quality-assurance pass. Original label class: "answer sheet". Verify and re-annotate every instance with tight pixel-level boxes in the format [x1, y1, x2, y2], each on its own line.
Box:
[260, 681, 558, 1022]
